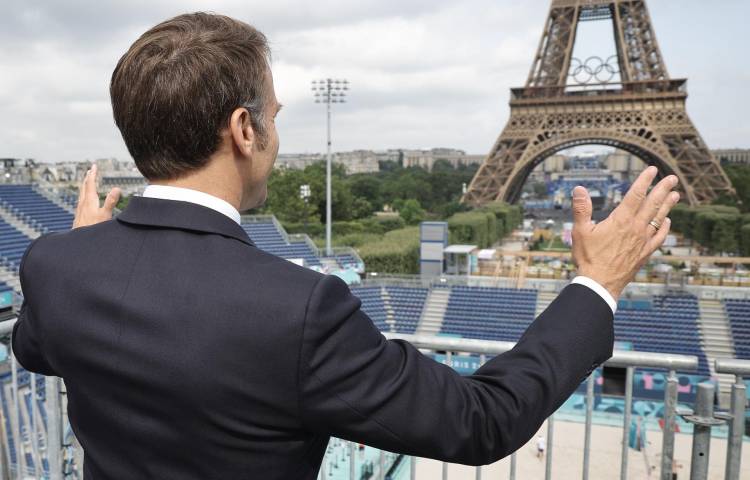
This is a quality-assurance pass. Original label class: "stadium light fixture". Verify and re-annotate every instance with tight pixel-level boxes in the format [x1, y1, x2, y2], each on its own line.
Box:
[299, 184, 311, 235]
[311, 78, 349, 256]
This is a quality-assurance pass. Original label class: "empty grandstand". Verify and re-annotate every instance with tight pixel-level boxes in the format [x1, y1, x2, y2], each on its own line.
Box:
[440, 286, 538, 341]
[615, 294, 710, 375]
[240, 215, 364, 272]
[0, 185, 74, 233]
[725, 299, 750, 359]
[0, 218, 32, 273]
[0, 184, 747, 480]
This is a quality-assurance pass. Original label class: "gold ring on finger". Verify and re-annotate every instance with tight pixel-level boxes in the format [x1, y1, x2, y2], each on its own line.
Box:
[649, 219, 661, 231]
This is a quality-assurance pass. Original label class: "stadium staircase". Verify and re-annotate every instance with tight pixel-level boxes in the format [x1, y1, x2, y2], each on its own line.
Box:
[724, 299, 750, 360]
[319, 257, 340, 271]
[0, 267, 21, 295]
[415, 287, 449, 335]
[33, 184, 76, 215]
[697, 299, 736, 400]
[535, 289, 557, 317]
[0, 202, 41, 239]
[381, 287, 397, 332]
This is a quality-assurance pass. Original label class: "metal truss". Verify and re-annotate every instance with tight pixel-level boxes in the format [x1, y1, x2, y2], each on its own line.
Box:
[464, 0, 734, 207]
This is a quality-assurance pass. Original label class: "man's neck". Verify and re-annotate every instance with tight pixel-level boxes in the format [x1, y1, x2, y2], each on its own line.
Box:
[150, 174, 241, 211]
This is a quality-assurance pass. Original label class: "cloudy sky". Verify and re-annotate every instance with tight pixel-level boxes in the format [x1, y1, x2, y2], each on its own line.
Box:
[1, 0, 748, 163]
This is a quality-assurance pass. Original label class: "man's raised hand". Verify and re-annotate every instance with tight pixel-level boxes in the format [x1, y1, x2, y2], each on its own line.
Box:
[571, 166, 680, 300]
[72, 164, 122, 229]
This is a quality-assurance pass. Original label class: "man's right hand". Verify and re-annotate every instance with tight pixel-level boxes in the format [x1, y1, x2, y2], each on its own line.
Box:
[571, 166, 680, 301]
[72, 164, 121, 229]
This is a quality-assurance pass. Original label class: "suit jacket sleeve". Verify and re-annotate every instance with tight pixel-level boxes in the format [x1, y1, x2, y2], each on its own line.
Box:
[12, 234, 58, 377]
[298, 274, 613, 465]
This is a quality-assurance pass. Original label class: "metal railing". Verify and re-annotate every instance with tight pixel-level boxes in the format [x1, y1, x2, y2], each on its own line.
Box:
[382, 333, 704, 480]
[0, 319, 747, 480]
[715, 359, 750, 480]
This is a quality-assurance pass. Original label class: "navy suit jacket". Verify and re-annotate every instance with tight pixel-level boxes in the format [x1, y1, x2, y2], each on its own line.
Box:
[13, 195, 613, 479]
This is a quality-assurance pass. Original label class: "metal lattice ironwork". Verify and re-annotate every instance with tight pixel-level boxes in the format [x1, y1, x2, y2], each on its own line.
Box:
[463, 0, 734, 206]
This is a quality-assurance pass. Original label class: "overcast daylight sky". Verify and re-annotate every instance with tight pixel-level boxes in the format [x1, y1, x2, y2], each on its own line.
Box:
[0, 0, 748, 164]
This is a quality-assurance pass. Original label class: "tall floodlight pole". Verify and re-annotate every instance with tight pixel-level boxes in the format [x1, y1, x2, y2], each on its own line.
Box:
[312, 78, 348, 256]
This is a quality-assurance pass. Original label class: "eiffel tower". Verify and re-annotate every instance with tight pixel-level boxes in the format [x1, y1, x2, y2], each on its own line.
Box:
[462, 0, 734, 206]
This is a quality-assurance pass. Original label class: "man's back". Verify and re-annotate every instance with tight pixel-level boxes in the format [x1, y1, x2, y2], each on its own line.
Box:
[15, 196, 328, 478]
[14, 195, 616, 479]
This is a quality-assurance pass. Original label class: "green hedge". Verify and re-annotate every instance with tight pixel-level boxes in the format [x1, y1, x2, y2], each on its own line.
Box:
[741, 224, 750, 257]
[356, 227, 420, 274]
[283, 221, 324, 237]
[359, 215, 406, 235]
[282, 203, 521, 274]
[446, 202, 522, 248]
[669, 204, 745, 255]
[284, 216, 405, 238]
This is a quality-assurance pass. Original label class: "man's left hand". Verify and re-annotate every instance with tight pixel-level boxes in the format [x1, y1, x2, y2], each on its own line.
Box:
[73, 164, 121, 229]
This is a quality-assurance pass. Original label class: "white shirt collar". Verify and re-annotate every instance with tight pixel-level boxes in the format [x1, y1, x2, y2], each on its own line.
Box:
[142, 184, 242, 226]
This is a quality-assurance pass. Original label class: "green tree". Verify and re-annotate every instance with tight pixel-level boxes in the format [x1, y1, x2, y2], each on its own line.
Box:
[711, 214, 738, 254]
[261, 168, 319, 223]
[717, 164, 750, 212]
[532, 182, 548, 198]
[303, 162, 355, 222]
[347, 175, 382, 211]
[351, 197, 374, 219]
[740, 224, 750, 256]
[399, 199, 426, 225]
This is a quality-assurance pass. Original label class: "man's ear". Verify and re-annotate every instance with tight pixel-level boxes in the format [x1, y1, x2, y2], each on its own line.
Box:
[229, 107, 255, 157]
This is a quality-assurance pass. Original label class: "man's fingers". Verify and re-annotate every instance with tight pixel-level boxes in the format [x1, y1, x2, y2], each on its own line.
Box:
[636, 174, 679, 227]
[619, 166, 658, 215]
[103, 188, 121, 214]
[644, 217, 671, 254]
[571, 186, 593, 231]
[75, 169, 89, 218]
[85, 164, 98, 207]
[647, 191, 679, 236]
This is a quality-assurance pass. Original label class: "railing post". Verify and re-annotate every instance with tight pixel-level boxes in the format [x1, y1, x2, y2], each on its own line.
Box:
[45, 376, 63, 480]
[349, 441, 356, 480]
[475, 464, 481, 479]
[724, 375, 746, 480]
[509, 452, 517, 480]
[660, 370, 678, 480]
[379, 450, 385, 480]
[686, 382, 721, 480]
[441, 350, 453, 480]
[9, 352, 22, 480]
[29, 374, 40, 479]
[73, 433, 85, 478]
[620, 367, 634, 480]
[410, 455, 416, 480]
[544, 414, 554, 480]
[582, 373, 595, 480]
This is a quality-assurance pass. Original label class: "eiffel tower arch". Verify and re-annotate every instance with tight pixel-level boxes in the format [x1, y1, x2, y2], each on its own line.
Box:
[462, 0, 735, 206]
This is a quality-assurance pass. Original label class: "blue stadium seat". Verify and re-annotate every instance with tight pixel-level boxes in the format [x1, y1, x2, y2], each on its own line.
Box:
[351, 286, 389, 331]
[0, 218, 33, 272]
[0, 184, 73, 233]
[614, 294, 710, 375]
[241, 220, 322, 267]
[725, 299, 750, 360]
[441, 286, 538, 342]
[385, 287, 427, 334]
[350, 286, 427, 334]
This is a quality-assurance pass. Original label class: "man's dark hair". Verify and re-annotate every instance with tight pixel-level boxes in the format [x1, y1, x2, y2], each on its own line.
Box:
[110, 12, 271, 180]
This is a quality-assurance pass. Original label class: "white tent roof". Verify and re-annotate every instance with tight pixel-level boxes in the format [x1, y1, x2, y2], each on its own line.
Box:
[443, 244, 477, 254]
[477, 249, 497, 260]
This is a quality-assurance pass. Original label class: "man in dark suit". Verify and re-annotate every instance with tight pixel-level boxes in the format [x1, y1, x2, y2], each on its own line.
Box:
[12, 12, 680, 479]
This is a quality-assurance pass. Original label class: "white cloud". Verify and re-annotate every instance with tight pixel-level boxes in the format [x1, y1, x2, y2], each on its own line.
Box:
[0, 0, 747, 163]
